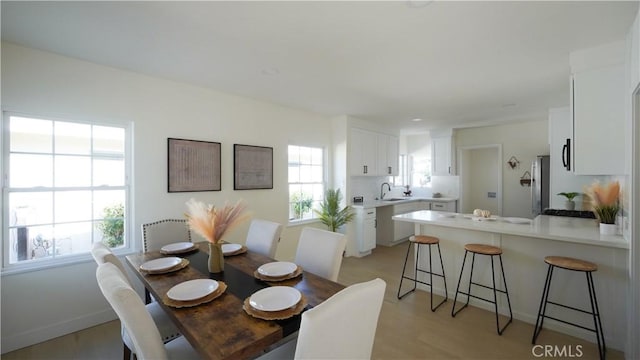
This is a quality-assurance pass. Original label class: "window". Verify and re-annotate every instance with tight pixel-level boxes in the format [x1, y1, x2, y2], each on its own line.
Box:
[3, 113, 130, 268]
[411, 154, 432, 187]
[288, 145, 324, 222]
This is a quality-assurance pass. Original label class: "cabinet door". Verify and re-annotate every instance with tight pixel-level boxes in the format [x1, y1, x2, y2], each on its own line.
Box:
[362, 217, 377, 251]
[376, 134, 399, 176]
[387, 135, 399, 176]
[430, 201, 455, 212]
[350, 128, 377, 176]
[432, 137, 452, 175]
[572, 65, 625, 175]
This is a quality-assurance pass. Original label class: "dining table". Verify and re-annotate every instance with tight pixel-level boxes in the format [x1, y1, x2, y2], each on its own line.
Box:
[125, 241, 345, 360]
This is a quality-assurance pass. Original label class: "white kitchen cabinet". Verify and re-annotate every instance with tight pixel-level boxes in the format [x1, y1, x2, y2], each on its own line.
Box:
[350, 128, 399, 176]
[571, 64, 625, 175]
[350, 128, 377, 176]
[429, 201, 456, 212]
[353, 207, 376, 256]
[431, 135, 455, 176]
[377, 133, 399, 176]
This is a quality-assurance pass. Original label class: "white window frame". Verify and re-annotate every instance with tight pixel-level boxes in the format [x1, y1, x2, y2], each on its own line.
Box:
[287, 144, 326, 225]
[1, 111, 133, 274]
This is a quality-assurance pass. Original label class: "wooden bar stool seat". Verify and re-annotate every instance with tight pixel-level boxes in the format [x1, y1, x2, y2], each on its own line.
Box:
[452, 243, 513, 335]
[397, 235, 448, 311]
[532, 256, 605, 359]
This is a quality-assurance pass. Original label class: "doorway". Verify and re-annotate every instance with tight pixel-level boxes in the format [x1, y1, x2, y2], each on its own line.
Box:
[458, 144, 503, 215]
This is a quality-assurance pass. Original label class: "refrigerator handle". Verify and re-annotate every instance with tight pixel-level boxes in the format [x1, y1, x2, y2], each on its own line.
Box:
[562, 143, 568, 168]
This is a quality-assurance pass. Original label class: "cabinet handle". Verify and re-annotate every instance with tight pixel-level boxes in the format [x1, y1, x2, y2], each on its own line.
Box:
[374, 219, 377, 228]
[448, 166, 451, 174]
[363, 165, 367, 174]
[388, 166, 392, 174]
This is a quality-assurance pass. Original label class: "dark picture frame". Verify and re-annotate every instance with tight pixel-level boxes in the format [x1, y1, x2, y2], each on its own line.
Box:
[168, 138, 221, 192]
[234, 144, 273, 190]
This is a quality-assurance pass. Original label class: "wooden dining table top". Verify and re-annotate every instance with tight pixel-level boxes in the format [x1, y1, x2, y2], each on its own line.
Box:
[125, 241, 345, 360]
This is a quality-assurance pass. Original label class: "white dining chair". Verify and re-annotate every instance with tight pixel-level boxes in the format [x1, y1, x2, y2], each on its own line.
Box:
[142, 219, 192, 253]
[260, 278, 386, 359]
[294, 227, 346, 282]
[245, 219, 283, 258]
[96, 262, 201, 360]
[91, 242, 181, 360]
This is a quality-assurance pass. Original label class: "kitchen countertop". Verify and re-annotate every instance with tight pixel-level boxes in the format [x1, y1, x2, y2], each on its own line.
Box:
[351, 197, 458, 209]
[392, 210, 628, 249]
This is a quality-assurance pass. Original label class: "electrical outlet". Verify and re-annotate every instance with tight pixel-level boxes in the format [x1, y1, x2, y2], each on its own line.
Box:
[488, 192, 496, 198]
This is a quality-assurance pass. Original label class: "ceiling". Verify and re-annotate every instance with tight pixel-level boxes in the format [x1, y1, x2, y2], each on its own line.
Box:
[2, 1, 638, 133]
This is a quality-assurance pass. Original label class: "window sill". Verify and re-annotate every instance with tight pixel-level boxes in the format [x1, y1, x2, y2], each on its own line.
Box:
[287, 218, 321, 227]
[1, 247, 137, 276]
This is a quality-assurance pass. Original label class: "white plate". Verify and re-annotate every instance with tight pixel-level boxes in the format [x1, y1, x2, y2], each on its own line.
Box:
[502, 217, 532, 224]
[438, 213, 456, 218]
[167, 279, 219, 301]
[257, 262, 298, 277]
[222, 243, 242, 254]
[160, 242, 195, 253]
[471, 216, 498, 221]
[140, 257, 182, 272]
[249, 286, 302, 312]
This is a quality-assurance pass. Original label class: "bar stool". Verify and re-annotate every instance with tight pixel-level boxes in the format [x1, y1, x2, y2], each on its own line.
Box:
[451, 243, 513, 335]
[532, 256, 605, 360]
[397, 235, 448, 311]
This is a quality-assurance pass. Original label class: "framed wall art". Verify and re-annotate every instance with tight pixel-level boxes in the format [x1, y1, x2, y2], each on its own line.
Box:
[168, 138, 221, 192]
[233, 144, 273, 190]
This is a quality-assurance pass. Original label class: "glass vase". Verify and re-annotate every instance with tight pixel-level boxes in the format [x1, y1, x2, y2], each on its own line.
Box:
[208, 242, 224, 273]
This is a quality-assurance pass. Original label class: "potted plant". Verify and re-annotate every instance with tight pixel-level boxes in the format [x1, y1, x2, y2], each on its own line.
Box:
[557, 192, 581, 210]
[586, 181, 620, 235]
[314, 188, 354, 232]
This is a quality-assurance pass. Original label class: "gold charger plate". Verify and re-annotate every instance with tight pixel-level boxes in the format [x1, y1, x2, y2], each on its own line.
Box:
[163, 281, 227, 308]
[243, 293, 307, 320]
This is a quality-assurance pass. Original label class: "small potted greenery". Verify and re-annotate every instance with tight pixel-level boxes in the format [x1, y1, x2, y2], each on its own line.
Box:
[314, 188, 354, 232]
[557, 192, 581, 211]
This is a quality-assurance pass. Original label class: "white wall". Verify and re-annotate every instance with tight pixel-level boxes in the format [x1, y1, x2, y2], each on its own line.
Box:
[456, 120, 549, 218]
[0, 42, 333, 352]
[466, 147, 499, 214]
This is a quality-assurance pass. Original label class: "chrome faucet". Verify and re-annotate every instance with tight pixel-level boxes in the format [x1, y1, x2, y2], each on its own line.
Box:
[380, 182, 391, 200]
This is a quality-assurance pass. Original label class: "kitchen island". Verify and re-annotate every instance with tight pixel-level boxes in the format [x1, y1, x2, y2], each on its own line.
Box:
[392, 210, 629, 351]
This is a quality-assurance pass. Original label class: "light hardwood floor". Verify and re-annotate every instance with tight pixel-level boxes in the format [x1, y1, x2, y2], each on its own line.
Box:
[4, 243, 621, 359]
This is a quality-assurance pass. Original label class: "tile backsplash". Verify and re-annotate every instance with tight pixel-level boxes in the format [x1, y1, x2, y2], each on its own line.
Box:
[349, 175, 460, 203]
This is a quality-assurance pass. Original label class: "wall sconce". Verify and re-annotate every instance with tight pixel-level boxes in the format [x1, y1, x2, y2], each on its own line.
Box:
[520, 171, 531, 187]
[507, 156, 520, 169]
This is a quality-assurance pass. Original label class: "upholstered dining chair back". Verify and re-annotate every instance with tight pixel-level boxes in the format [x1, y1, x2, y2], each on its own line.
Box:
[142, 219, 191, 252]
[295, 278, 386, 359]
[97, 263, 169, 360]
[91, 242, 131, 284]
[91, 242, 181, 359]
[294, 227, 346, 282]
[245, 219, 283, 258]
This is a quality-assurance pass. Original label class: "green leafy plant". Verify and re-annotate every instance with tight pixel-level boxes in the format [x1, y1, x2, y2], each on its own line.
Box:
[291, 192, 313, 219]
[98, 203, 124, 248]
[557, 192, 581, 201]
[314, 188, 354, 232]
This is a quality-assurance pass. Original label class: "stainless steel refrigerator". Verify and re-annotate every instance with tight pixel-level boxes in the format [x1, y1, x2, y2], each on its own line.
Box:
[531, 155, 550, 216]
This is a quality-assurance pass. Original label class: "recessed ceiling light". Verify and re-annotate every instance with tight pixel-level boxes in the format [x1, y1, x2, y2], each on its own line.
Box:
[412, 118, 423, 122]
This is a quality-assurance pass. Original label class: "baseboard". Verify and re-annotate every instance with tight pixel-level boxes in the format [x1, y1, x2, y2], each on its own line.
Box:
[414, 285, 623, 351]
[1, 307, 117, 354]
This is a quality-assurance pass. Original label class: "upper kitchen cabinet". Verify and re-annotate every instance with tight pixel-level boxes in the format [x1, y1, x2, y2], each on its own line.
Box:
[350, 128, 399, 176]
[350, 128, 378, 175]
[571, 65, 625, 175]
[570, 41, 626, 175]
[431, 129, 455, 176]
[377, 133, 399, 176]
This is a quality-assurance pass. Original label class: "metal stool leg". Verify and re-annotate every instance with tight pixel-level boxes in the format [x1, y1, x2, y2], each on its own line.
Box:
[532, 264, 553, 343]
[397, 241, 417, 299]
[428, 243, 447, 312]
[587, 272, 606, 360]
[494, 254, 513, 335]
[452, 250, 469, 317]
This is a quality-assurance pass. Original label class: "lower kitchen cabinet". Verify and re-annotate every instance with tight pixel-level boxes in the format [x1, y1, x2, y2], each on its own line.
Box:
[350, 207, 376, 257]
